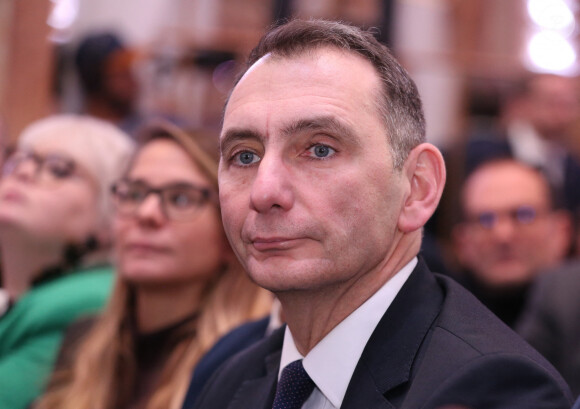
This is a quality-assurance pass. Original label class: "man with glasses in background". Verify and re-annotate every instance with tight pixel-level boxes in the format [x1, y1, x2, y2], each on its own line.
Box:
[452, 158, 572, 328]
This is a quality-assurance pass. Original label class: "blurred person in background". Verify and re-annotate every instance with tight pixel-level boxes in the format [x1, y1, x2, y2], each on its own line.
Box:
[465, 74, 580, 216]
[74, 32, 142, 136]
[34, 123, 272, 409]
[0, 115, 135, 409]
[517, 258, 580, 397]
[452, 159, 572, 328]
[0, 115, 10, 291]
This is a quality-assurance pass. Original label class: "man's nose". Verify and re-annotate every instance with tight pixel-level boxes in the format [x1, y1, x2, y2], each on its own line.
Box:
[249, 154, 294, 213]
[490, 215, 517, 241]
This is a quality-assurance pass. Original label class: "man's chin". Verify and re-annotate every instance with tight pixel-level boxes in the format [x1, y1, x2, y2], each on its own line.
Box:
[246, 268, 323, 294]
[484, 264, 531, 289]
[246, 271, 302, 293]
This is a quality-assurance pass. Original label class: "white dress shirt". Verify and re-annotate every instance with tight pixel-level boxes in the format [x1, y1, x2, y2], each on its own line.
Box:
[278, 257, 417, 409]
[507, 120, 566, 187]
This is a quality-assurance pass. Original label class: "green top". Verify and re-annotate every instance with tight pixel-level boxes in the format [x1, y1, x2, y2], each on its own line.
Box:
[0, 265, 114, 409]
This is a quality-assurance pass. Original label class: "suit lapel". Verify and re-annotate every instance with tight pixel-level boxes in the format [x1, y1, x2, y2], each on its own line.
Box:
[227, 330, 283, 409]
[342, 259, 444, 409]
[341, 368, 397, 409]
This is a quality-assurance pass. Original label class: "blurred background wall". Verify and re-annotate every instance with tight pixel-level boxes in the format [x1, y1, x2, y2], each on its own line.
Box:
[0, 0, 578, 149]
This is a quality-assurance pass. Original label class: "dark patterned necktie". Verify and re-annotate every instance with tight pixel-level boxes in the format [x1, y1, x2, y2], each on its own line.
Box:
[272, 359, 315, 409]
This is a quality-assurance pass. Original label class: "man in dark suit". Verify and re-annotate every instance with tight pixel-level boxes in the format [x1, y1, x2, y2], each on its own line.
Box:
[192, 19, 572, 409]
[451, 159, 572, 328]
[517, 260, 580, 397]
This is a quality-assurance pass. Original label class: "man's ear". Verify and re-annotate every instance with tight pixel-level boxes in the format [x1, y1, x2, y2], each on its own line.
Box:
[398, 143, 446, 233]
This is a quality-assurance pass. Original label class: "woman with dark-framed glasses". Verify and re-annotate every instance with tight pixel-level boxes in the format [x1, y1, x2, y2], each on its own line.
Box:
[35, 122, 272, 409]
[0, 115, 135, 409]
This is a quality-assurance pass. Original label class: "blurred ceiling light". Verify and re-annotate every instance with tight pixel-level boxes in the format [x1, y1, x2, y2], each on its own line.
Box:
[527, 30, 577, 72]
[527, 0, 575, 33]
[47, 0, 79, 30]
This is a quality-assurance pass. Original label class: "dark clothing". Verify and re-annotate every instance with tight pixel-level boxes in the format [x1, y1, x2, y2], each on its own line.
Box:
[44, 312, 198, 409]
[181, 317, 270, 409]
[127, 313, 197, 409]
[419, 232, 454, 278]
[193, 260, 572, 409]
[517, 260, 580, 397]
[458, 272, 530, 328]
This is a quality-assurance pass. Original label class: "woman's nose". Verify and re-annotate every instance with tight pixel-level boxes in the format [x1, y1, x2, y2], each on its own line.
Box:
[11, 159, 38, 183]
[135, 193, 167, 224]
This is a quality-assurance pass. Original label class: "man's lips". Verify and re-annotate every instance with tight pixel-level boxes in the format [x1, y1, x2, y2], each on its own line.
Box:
[251, 237, 301, 251]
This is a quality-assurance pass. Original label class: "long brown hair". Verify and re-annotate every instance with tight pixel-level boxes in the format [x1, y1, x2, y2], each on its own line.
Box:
[35, 122, 272, 409]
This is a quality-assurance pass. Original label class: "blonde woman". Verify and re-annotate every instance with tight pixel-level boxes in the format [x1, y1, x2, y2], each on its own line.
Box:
[0, 115, 135, 409]
[35, 123, 272, 409]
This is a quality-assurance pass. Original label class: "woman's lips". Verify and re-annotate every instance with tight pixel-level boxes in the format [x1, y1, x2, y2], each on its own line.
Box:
[123, 242, 168, 255]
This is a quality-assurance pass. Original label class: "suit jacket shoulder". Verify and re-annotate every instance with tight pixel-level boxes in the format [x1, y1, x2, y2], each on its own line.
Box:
[409, 273, 572, 408]
[346, 260, 572, 408]
[517, 260, 580, 396]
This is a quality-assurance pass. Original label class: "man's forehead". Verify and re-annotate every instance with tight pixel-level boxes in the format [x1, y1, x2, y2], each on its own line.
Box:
[234, 46, 376, 90]
[464, 163, 550, 207]
[224, 47, 380, 118]
[249, 45, 354, 69]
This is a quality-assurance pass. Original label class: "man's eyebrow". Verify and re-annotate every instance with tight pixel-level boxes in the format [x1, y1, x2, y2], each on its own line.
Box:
[220, 128, 262, 155]
[281, 116, 360, 146]
[220, 117, 361, 154]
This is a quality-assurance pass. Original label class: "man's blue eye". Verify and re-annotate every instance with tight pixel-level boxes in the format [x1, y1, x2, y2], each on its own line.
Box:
[515, 206, 537, 224]
[477, 212, 497, 229]
[236, 151, 260, 165]
[310, 144, 335, 158]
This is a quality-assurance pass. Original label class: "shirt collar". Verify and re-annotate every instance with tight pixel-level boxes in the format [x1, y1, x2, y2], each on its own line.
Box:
[508, 120, 564, 166]
[279, 257, 417, 408]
